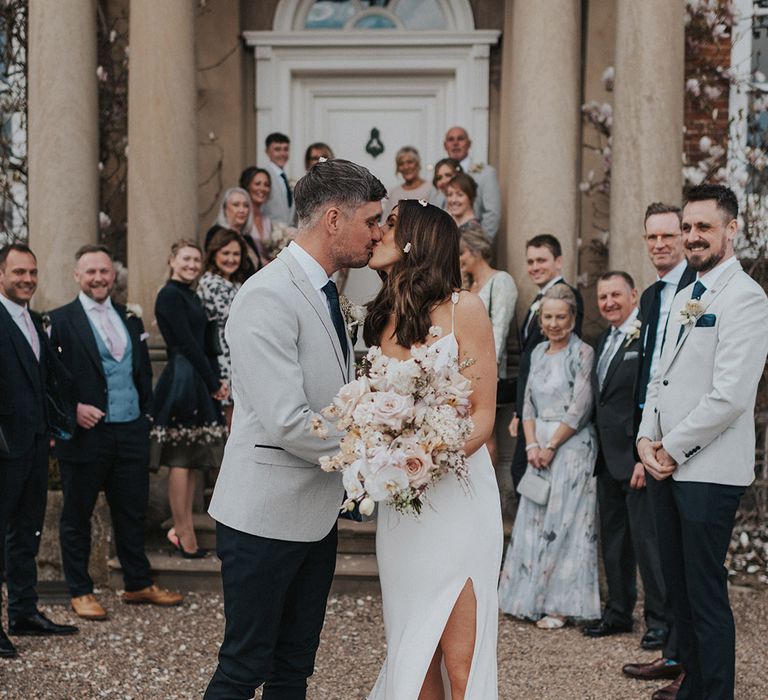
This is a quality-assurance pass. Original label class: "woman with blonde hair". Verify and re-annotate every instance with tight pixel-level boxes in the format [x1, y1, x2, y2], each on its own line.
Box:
[382, 146, 432, 218]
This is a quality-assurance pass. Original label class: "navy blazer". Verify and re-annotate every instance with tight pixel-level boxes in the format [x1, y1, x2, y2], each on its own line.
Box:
[592, 326, 640, 481]
[0, 302, 49, 458]
[49, 298, 153, 462]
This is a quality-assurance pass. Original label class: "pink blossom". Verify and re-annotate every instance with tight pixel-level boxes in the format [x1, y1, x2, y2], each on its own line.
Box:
[699, 136, 712, 153]
[686, 79, 701, 96]
[394, 437, 434, 489]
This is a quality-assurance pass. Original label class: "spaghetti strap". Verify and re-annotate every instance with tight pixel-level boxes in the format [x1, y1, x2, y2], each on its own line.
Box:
[450, 291, 459, 334]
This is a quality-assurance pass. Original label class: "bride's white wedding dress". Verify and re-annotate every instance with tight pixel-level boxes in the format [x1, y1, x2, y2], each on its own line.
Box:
[368, 301, 504, 700]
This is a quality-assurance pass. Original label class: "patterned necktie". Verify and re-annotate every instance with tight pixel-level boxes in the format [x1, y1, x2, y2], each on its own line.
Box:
[676, 280, 706, 344]
[638, 279, 666, 404]
[280, 172, 293, 208]
[93, 303, 126, 361]
[597, 327, 621, 390]
[322, 280, 348, 364]
[21, 307, 40, 361]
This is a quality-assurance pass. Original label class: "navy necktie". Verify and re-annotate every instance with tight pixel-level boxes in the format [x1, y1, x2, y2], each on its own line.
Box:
[523, 292, 543, 343]
[322, 280, 348, 364]
[280, 172, 293, 208]
[677, 280, 706, 343]
[638, 280, 665, 405]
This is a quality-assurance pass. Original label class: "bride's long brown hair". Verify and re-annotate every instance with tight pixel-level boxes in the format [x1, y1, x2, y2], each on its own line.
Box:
[363, 200, 461, 348]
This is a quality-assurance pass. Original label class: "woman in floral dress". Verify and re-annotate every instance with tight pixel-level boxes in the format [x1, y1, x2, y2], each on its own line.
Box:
[498, 283, 600, 629]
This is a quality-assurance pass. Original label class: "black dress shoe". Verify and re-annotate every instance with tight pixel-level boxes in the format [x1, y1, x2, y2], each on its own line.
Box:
[8, 612, 78, 636]
[0, 629, 18, 658]
[641, 627, 667, 650]
[582, 618, 633, 638]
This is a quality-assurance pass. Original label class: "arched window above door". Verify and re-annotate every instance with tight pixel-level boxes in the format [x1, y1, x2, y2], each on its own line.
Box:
[273, 0, 475, 32]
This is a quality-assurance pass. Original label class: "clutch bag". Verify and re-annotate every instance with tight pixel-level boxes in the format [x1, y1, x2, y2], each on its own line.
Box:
[517, 465, 551, 505]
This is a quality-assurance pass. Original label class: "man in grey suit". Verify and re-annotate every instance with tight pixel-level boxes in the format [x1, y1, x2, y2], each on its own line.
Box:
[204, 159, 386, 700]
[442, 126, 501, 239]
[638, 184, 768, 700]
[262, 131, 296, 226]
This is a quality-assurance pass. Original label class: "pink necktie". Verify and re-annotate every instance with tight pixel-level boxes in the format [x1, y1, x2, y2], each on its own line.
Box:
[94, 304, 126, 361]
[21, 307, 40, 361]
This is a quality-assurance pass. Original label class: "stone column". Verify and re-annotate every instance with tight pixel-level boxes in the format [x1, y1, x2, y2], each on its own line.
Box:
[499, 0, 582, 303]
[609, 0, 684, 290]
[127, 0, 197, 336]
[28, 0, 98, 311]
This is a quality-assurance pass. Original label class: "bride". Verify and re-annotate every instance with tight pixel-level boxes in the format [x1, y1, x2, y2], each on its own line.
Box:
[364, 200, 503, 699]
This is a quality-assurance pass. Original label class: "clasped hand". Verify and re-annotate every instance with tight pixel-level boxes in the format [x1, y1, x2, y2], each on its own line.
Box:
[637, 438, 677, 481]
[212, 381, 229, 402]
[527, 446, 554, 470]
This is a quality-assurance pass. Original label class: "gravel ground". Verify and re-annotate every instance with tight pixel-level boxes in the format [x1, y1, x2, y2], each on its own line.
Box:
[1, 585, 767, 699]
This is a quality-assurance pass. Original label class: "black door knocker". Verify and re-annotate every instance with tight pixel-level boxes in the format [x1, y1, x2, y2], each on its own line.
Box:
[365, 128, 385, 159]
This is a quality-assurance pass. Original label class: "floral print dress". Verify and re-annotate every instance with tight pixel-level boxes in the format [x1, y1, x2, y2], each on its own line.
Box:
[498, 334, 600, 621]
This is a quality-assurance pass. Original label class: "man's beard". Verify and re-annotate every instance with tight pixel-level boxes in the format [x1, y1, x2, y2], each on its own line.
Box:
[686, 240, 725, 273]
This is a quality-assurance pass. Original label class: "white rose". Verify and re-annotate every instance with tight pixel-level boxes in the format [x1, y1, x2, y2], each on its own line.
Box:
[369, 391, 415, 431]
[333, 377, 372, 419]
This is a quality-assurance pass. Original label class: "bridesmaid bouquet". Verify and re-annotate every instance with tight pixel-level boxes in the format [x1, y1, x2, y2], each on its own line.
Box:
[312, 340, 474, 516]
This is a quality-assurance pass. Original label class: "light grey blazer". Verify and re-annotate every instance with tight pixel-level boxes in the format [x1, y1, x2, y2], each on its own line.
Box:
[208, 248, 353, 541]
[466, 159, 501, 240]
[638, 261, 768, 486]
[262, 161, 296, 226]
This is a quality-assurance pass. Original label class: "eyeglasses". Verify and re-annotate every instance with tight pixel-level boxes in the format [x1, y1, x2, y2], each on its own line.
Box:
[642, 233, 682, 243]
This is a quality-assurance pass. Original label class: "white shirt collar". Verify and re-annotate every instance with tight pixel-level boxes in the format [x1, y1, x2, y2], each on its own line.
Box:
[0, 291, 27, 318]
[79, 291, 115, 314]
[287, 241, 331, 292]
[657, 258, 687, 285]
[613, 306, 639, 334]
[459, 155, 471, 172]
[539, 275, 564, 294]
[266, 159, 286, 176]
[697, 255, 738, 290]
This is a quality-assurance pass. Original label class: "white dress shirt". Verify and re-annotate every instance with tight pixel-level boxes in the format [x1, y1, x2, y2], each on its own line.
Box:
[600, 306, 639, 369]
[78, 291, 128, 348]
[649, 259, 687, 381]
[696, 254, 738, 289]
[0, 291, 37, 349]
[287, 241, 333, 317]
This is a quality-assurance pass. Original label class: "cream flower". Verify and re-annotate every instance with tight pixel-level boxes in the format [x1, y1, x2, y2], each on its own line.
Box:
[369, 391, 415, 431]
[677, 299, 705, 328]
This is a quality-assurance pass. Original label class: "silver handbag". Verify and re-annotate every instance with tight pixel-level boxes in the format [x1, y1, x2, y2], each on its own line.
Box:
[517, 465, 551, 505]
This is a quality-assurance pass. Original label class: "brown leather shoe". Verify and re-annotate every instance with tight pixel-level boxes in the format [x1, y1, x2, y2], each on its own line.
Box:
[71, 594, 108, 621]
[122, 585, 183, 606]
[623, 657, 683, 680]
[652, 672, 685, 700]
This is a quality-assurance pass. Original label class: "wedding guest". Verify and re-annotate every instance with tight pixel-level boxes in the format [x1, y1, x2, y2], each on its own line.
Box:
[582, 271, 668, 650]
[382, 146, 432, 218]
[442, 126, 501, 238]
[0, 244, 78, 658]
[509, 234, 584, 489]
[50, 245, 183, 620]
[621, 202, 695, 696]
[206, 188, 263, 273]
[239, 166, 275, 264]
[637, 184, 768, 700]
[262, 131, 295, 225]
[304, 142, 334, 170]
[498, 283, 599, 629]
[446, 173, 481, 233]
[460, 226, 518, 464]
[151, 240, 228, 558]
[198, 230, 250, 428]
[428, 157, 462, 209]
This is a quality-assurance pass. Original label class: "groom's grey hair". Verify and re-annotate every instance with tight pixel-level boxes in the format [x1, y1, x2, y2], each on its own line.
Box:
[294, 159, 387, 229]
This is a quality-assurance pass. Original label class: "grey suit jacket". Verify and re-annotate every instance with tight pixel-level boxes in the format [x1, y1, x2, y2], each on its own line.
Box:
[638, 261, 768, 486]
[467, 160, 501, 240]
[262, 161, 296, 226]
[208, 248, 353, 541]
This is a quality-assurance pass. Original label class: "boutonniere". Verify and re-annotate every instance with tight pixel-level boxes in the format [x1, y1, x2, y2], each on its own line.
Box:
[339, 295, 366, 345]
[624, 319, 641, 347]
[676, 300, 705, 328]
[126, 303, 143, 319]
[470, 162, 485, 174]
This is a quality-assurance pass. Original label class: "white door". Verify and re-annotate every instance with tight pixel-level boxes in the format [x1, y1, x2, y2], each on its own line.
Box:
[291, 73, 452, 304]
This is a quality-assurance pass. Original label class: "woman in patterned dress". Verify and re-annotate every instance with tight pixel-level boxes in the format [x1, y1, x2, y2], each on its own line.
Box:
[498, 283, 600, 629]
[198, 229, 251, 429]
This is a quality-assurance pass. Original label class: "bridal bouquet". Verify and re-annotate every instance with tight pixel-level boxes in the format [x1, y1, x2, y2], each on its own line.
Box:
[312, 339, 474, 516]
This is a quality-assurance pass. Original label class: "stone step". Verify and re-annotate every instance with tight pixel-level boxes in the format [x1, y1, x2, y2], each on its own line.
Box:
[337, 519, 376, 554]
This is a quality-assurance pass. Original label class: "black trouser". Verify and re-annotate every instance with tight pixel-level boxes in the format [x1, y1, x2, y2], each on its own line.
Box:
[58, 420, 152, 596]
[0, 433, 48, 622]
[654, 478, 743, 700]
[205, 522, 338, 700]
[645, 475, 679, 660]
[510, 434, 527, 490]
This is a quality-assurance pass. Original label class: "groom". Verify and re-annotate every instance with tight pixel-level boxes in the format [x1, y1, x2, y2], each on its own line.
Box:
[638, 184, 768, 699]
[204, 159, 386, 699]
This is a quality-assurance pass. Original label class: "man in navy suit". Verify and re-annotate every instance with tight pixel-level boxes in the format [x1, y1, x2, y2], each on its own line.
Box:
[49, 245, 182, 621]
[0, 244, 78, 659]
[620, 204, 697, 700]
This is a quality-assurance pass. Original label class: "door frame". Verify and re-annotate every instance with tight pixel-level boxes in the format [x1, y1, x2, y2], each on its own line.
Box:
[243, 28, 501, 181]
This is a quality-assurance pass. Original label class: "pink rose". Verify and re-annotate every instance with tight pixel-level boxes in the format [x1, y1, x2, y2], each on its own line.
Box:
[369, 391, 414, 431]
[394, 437, 434, 488]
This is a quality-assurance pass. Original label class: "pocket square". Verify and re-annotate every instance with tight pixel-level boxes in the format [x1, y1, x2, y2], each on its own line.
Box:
[623, 351, 638, 360]
[140, 332, 150, 341]
[695, 314, 716, 328]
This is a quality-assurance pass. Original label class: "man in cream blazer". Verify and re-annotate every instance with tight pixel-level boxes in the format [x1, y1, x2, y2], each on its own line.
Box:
[637, 184, 768, 700]
[205, 159, 386, 700]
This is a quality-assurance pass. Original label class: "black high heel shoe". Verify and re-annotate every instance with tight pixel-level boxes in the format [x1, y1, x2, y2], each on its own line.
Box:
[167, 529, 209, 559]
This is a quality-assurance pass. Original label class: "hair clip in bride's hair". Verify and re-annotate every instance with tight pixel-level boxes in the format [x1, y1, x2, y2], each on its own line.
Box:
[418, 199, 428, 207]
[403, 242, 412, 254]
[318, 156, 327, 163]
